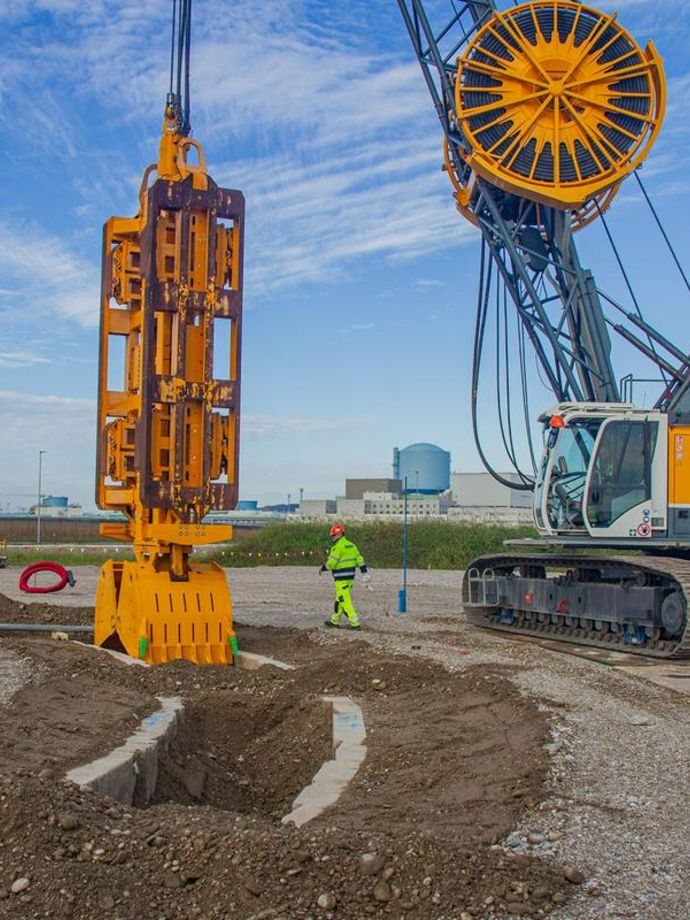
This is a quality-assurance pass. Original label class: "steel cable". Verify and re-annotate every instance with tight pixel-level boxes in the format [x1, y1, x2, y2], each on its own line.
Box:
[634, 170, 690, 298]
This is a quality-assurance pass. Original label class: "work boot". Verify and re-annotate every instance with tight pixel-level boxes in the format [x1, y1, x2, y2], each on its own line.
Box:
[325, 619, 339, 628]
[347, 622, 361, 630]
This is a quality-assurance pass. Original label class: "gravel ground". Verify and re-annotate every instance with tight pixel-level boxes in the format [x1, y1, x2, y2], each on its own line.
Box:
[2, 563, 690, 918]
[0, 649, 34, 707]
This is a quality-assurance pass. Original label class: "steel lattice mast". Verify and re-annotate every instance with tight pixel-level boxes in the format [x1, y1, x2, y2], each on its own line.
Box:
[397, 0, 666, 406]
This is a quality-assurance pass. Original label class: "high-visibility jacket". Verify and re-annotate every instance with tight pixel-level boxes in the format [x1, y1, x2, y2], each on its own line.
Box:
[326, 536, 365, 581]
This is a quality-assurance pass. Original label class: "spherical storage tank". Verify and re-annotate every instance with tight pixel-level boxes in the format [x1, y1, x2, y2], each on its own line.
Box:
[43, 496, 68, 508]
[393, 443, 451, 494]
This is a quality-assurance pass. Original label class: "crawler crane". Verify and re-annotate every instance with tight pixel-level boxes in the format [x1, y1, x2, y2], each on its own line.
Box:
[398, 0, 690, 656]
[94, 0, 244, 664]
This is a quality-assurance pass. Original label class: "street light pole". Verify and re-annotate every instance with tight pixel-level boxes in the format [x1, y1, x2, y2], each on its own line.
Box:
[37, 450, 46, 545]
[398, 475, 408, 613]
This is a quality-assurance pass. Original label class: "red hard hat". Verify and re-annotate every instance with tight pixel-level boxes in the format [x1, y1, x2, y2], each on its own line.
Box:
[330, 524, 345, 538]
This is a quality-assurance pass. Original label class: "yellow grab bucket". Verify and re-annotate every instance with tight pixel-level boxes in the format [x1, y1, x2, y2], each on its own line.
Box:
[94, 559, 236, 665]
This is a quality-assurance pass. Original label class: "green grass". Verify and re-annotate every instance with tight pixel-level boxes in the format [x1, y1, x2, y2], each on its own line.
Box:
[5, 548, 135, 567]
[213, 521, 539, 570]
[3, 521, 544, 571]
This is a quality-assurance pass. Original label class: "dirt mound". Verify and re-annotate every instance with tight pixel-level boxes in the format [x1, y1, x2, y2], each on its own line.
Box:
[0, 627, 574, 918]
[0, 592, 93, 627]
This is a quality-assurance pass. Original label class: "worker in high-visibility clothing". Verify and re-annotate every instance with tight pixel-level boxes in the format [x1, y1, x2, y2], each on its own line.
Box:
[320, 524, 367, 629]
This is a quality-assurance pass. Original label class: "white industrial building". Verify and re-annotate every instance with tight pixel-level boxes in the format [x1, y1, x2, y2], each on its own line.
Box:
[332, 492, 448, 519]
[450, 472, 534, 525]
[298, 467, 534, 525]
[299, 499, 337, 518]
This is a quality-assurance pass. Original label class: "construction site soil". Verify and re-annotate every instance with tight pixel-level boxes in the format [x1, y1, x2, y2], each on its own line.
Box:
[0, 594, 572, 920]
[0, 592, 95, 628]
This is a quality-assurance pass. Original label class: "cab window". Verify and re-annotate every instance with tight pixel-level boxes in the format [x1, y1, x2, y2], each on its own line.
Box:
[586, 420, 658, 528]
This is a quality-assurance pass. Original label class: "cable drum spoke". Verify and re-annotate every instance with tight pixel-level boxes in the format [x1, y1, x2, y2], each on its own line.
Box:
[455, 0, 665, 209]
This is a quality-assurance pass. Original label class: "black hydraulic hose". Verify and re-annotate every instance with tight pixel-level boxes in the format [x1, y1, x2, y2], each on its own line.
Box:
[495, 274, 514, 465]
[183, 0, 192, 134]
[502, 283, 532, 485]
[471, 241, 533, 492]
[519, 321, 538, 474]
[169, 0, 192, 135]
[169, 0, 177, 96]
[175, 1, 184, 114]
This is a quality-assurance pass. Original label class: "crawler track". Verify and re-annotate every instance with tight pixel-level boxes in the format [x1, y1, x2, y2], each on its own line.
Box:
[462, 554, 690, 659]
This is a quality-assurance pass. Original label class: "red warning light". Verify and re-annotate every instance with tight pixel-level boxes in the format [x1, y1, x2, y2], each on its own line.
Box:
[524, 591, 534, 605]
[550, 415, 566, 429]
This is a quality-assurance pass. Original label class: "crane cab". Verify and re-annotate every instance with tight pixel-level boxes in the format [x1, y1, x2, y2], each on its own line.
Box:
[534, 403, 670, 543]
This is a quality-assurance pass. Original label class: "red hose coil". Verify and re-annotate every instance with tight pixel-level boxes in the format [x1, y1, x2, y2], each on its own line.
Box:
[19, 562, 70, 594]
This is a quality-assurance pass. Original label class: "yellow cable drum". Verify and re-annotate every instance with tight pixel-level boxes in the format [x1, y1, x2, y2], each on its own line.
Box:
[455, 0, 666, 210]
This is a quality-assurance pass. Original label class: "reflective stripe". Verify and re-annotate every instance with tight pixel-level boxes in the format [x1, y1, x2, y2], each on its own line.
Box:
[326, 537, 365, 573]
[333, 569, 356, 580]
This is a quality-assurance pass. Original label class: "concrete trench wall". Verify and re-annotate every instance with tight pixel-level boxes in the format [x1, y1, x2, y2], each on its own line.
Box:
[282, 696, 367, 828]
[65, 649, 366, 825]
[65, 696, 183, 806]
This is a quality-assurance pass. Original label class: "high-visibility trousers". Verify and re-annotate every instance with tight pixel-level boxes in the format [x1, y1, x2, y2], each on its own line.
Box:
[329, 579, 361, 627]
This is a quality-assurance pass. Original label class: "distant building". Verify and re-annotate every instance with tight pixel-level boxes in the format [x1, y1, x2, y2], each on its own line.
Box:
[450, 472, 534, 526]
[300, 499, 337, 518]
[393, 443, 451, 494]
[363, 492, 447, 517]
[335, 497, 367, 518]
[345, 479, 401, 500]
[334, 492, 448, 519]
[28, 496, 83, 518]
[451, 472, 532, 508]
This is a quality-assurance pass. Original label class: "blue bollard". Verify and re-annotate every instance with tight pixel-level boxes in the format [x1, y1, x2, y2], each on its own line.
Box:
[398, 588, 407, 614]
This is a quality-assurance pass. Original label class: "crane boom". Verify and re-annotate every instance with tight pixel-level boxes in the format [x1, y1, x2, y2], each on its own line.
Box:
[398, 0, 625, 410]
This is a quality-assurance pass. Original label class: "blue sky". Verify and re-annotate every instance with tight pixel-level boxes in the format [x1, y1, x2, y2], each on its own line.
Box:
[1, 0, 690, 511]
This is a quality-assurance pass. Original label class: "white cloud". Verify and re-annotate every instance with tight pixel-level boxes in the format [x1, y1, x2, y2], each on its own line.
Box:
[243, 415, 366, 436]
[338, 322, 375, 334]
[0, 350, 50, 367]
[0, 219, 99, 327]
[0, 0, 473, 309]
[0, 391, 95, 438]
[0, 391, 96, 507]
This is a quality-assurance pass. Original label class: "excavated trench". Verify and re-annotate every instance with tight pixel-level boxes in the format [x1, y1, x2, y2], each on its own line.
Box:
[0, 623, 578, 919]
[137, 689, 332, 819]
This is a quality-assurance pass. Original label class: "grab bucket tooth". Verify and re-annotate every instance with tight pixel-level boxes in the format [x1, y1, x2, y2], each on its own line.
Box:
[94, 560, 235, 665]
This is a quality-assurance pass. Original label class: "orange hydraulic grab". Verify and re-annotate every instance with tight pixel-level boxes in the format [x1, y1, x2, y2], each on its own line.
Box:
[94, 100, 244, 665]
